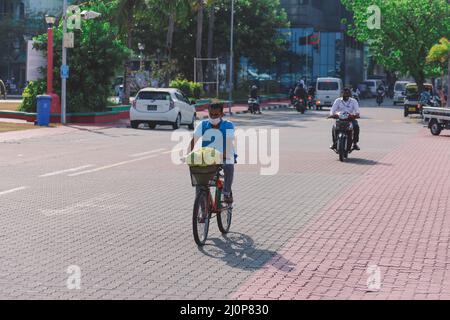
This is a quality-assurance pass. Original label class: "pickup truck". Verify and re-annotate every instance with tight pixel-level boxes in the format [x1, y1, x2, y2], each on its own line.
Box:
[422, 106, 450, 135]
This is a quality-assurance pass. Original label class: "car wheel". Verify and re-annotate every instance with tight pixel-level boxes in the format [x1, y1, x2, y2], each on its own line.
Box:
[430, 120, 442, 136]
[172, 114, 181, 130]
[148, 123, 156, 130]
[188, 114, 195, 130]
[131, 120, 139, 129]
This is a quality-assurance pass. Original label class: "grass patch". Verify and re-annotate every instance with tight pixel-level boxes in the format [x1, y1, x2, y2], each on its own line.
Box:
[0, 102, 21, 111]
[0, 122, 39, 133]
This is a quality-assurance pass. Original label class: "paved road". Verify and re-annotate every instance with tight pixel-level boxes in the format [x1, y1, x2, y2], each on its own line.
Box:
[1, 99, 446, 299]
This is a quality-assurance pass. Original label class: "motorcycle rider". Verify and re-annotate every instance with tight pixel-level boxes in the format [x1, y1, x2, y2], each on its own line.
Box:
[419, 86, 432, 107]
[330, 87, 361, 151]
[249, 85, 261, 114]
[376, 84, 385, 103]
[351, 85, 360, 102]
[294, 82, 307, 103]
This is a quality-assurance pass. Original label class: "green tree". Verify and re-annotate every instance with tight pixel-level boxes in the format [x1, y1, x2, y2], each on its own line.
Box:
[341, 0, 450, 92]
[111, 0, 148, 105]
[427, 37, 450, 107]
[20, 2, 129, 113]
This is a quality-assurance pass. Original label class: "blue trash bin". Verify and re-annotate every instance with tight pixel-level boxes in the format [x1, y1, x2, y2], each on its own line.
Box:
[36, 95, 52, 126]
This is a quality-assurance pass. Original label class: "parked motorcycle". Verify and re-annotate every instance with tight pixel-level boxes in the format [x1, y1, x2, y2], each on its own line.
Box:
[293, 96, 306, 114]
[329, 112, 358, 162]
[248, 98, 261, 114]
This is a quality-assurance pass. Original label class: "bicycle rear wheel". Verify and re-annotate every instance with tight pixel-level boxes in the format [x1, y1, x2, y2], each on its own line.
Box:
[193, 190, 211, 246]
[217, 189, 232, 234]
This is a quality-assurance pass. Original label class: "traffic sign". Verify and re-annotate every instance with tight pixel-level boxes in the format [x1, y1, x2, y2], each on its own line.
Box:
[61, 65, 69, 79]
[63, 32, 74, 48]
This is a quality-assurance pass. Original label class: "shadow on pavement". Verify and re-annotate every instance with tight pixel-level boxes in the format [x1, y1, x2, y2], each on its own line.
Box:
[198, 232, 295, 272]
[345, 158, 392, 166]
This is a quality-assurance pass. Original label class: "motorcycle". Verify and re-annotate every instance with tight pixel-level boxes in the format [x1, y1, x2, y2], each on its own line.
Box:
[248, 98, 261, 114]
[376, 90, 385, 106]
[293, 96, 306, 114]
[307, 95, 315, 110]
[329, 112, 358, 162]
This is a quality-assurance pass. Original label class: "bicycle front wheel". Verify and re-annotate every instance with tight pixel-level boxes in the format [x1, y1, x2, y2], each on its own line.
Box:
[193, 190, 211, 246]
[217, 189, 232, 234]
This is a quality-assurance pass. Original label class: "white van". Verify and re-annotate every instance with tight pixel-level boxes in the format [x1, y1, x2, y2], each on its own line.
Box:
[393, 81, 409, 105]
[316, 77, 343, 108]
[363, 79, 384, 97]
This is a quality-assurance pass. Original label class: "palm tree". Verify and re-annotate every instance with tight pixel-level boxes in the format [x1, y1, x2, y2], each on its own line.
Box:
[427, 37, 450, 108]
[111, 0, 147, 105]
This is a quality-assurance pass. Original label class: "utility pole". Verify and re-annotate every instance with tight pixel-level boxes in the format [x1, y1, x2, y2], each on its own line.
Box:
[61, 0, 68, 124]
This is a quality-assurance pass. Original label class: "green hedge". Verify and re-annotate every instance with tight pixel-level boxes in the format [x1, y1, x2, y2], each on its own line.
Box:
[169, 78, 203, 99]
[19, 80, 46, 112]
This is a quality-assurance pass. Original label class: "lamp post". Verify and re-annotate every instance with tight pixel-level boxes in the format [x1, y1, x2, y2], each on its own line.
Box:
[61, 4, 101, 124]
[45, 14, 56, 95]
[228, 0, 235, 115]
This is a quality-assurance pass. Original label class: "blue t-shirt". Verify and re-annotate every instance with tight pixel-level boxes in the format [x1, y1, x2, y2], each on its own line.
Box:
[194, 119, 237, 164]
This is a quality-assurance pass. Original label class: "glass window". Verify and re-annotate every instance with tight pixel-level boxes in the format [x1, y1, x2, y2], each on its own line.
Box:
[137, 91, 170, 100]
[318, 82, 339, 90]
[395, 83, 406, 91]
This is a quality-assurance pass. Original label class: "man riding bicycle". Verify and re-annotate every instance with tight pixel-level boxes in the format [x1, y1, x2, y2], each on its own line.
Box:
[188, 104, 236, 204]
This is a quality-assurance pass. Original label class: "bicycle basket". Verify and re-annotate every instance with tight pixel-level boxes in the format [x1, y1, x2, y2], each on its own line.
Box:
[189, 165, 220, 186]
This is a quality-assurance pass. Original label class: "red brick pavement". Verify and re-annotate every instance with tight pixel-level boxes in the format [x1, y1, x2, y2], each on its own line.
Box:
[232, 130, 450, 300]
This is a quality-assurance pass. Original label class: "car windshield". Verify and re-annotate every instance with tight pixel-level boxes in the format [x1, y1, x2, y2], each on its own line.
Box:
[395, 83, 406, 91]
[137, 92, 171, 100]
[318, 82, 339, 90]
[364, 82, 375, 87]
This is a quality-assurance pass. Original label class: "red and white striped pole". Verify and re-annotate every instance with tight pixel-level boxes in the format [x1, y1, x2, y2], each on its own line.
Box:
[46, 21, 54, 94]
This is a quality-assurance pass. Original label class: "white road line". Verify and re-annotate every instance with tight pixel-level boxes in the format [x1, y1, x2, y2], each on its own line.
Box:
[38, 165, 94, 178]
[162, 148, 184, 154]
[69, 155, 157, 177]
[0, 186, 28, 196]
[130, 148, 166, 158]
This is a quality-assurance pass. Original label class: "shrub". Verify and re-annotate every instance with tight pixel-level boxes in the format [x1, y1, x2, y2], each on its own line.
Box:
[169, 78, 204, 99]
[19, 80, 46, 112]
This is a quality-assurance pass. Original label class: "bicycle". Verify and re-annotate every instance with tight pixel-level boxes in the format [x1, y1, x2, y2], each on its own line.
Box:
[189, 164, 233, 246]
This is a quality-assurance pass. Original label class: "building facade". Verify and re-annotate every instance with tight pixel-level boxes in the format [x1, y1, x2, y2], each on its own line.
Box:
[275, 0, 365, 88]
[0, 0, 63, 92]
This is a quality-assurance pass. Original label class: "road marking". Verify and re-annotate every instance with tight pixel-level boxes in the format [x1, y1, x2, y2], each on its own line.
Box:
[38, 165, 94, 178]
[162, 148, 184, 155]
[130, 148, 166, 157]
[69, 155, 157, 177]
[0, 186, 28, 196]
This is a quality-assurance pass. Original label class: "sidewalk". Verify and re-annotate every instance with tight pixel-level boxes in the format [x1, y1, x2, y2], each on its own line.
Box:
[232, 129, 450, 300]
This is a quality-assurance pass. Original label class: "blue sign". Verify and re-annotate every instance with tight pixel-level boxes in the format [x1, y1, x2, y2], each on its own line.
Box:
[61, 65, 69, 79]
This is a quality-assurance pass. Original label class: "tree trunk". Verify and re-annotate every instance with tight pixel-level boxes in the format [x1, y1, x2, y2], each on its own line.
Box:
[123, 21, 133, 105]
[206, 5, 215, 94]
[166, 12, 176, 61]
[196, 2, 204, 83]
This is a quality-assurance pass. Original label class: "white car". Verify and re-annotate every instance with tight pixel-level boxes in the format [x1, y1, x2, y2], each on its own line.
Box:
[130, 88, 196, 130]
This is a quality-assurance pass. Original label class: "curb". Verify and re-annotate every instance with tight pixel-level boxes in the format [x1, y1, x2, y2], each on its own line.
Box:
[197, 103, 290, 120]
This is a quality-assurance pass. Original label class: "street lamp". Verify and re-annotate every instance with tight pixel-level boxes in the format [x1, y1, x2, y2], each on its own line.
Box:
[138, 43, 145, 71]
[228, 0, 235, 115]
[45, 14, 56, 94]
[61, 2, 101, 124]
